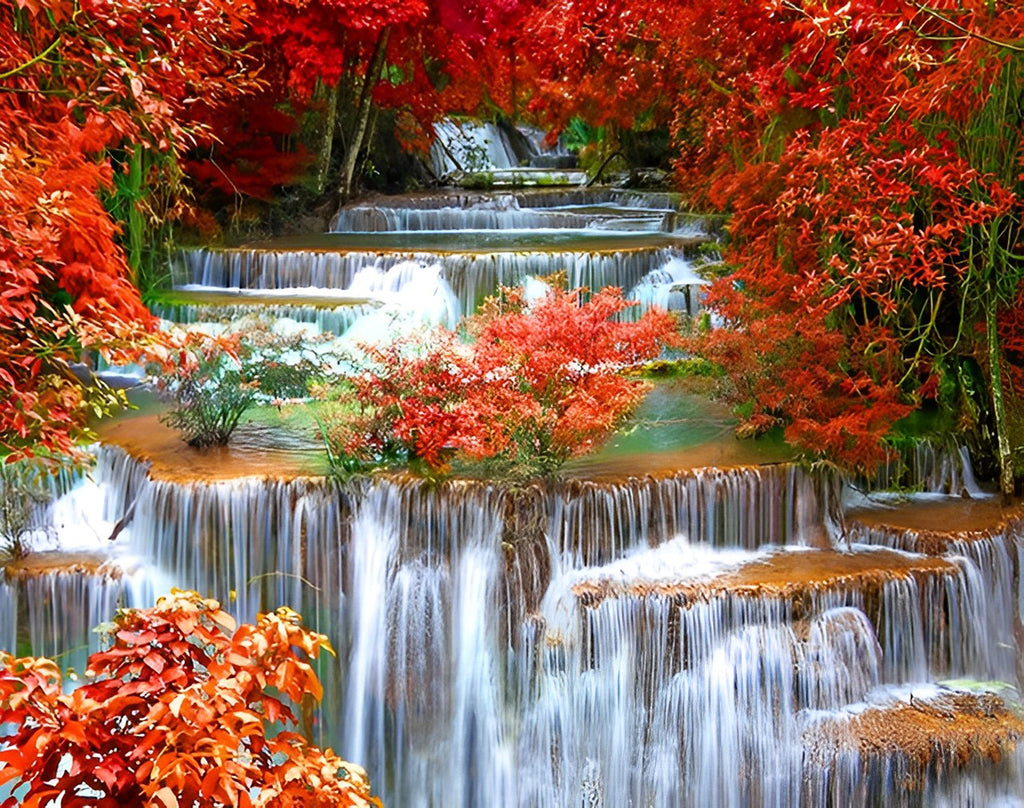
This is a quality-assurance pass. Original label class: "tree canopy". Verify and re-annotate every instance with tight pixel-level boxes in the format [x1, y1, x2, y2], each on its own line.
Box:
[3, 0, 1023, 487]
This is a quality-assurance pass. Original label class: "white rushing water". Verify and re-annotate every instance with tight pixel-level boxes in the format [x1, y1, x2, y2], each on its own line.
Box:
[23, 442, 1006, 806]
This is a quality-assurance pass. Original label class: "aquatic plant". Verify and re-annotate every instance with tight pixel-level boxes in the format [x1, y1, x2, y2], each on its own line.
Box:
[0, 590, 380, 807]
[323, 285, 677, 477]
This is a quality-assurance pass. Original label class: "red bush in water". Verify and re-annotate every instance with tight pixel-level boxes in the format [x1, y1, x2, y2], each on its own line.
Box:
[332, 286, 677, 475]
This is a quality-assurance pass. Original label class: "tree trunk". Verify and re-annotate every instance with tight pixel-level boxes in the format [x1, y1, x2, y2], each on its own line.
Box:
[315, 79, 341, 195]
[340, 27, 390, 203]
[124, 148, 147, 288]
[353, 104, 380, 193]
[986, 280, 1015, 504]
[508, 38, 517, 117]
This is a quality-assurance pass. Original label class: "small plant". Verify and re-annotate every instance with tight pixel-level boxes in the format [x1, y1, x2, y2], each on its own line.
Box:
[155, 339, 256, 447]
[461, 170, 496, 189]
[0, 463, 53, 562]
[150, 320, 329, 448]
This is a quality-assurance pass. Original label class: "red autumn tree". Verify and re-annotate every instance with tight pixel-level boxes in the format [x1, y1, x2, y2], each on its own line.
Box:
[1, 0, 259, 464]
[0, 590, 380, 808]
[674, 0, 1024, 484]
[515, 1, 1024, 483]
[244, 0, 529, 200]
[332, 286, 677, 475]
[517, 0, 679, 137]
[696, 113, 1011, 471]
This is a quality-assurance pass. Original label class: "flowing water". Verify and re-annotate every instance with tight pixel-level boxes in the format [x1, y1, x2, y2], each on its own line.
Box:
[12, 185, 1024, 806]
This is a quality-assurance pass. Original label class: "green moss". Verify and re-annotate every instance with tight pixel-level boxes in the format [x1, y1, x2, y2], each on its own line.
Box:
[460, 171, 496, 189]
[639, 357, 721, 379]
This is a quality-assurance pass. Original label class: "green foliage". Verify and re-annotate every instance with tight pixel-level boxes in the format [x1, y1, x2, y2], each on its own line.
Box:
[311, 383, 390, 479]
[460, 171, 496, 189]
[564, 118, 604, 153]
[150, 320, 329, 448]
[640, 358, 719, 379]
[159, 354, 257, 448]
[0, 463, 52, 562]
[102, 149, 184, 298]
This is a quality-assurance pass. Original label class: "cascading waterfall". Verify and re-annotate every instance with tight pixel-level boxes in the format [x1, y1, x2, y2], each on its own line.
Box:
[430, 120, 536, 176]
[845, 507, 1022, 681]
[150, 300, 381, 337]
[177, 245, 702, 320]
[549, 463, 836, 564]
[627, 255, 708, 318]
[331, 205, 675, 233]
[0, 455, 162, 674]
[541, 538, 1010, 807]
[12, 182, 1022, 807]
[866, 440, 983, 495]
[0, 565, 156, 674]
[55, 441, 1021, 806]
[327, 188, 681, 211]
[167, 187, 712, 342]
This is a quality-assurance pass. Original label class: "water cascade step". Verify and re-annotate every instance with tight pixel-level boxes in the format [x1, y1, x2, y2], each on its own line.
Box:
[21, 433, 1014, 807]
[429, 120, 584, 186]
[569, 544, 993, 684]
[148, 288, 382, 336]
[176, 241, 707, 323]
[0, 552, 156, 675]
[167, 187, 714, 333]
[803, 690, 1024, 806]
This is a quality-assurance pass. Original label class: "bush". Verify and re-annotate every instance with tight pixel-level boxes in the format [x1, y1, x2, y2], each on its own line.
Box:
[321, 286, 678, 478]
[0, 463, 53, 561]
[0, 591, 380, 807]
[150, 320, 328, 447]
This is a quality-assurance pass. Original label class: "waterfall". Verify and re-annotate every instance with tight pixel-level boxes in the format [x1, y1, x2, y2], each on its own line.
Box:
[13, 177, 1023, 806]
[54, 442, 1019, 805]
[866, 440, 981, 495]
[430, 120, 533, 176]
[0, 564, 156, 674]
[151, 300, 381, 336]
[178, 245, 701, 320]
[331, 205, 674, 233]
[549, 463, 836, 564]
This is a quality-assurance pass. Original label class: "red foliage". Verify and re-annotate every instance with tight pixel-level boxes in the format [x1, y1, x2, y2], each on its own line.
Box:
[518, 0, 680, 135]
[698, 113, 1009, 468]
[0, 114, 155, 462]
[185, 95, 312, 201]
[998, 282, 1024, 395]
[0, 591, 380, 808]
[339, 287, 677, 474]
[655, 0, 1024, 469]
[241, 0, 557, 164]
[510, 0, 1024, 469]
[0, 0, 258, 463]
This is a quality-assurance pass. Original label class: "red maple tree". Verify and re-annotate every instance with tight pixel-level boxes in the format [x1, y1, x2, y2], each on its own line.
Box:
[684, 1, 1023, 475]
[513, 1, 1024, 480]
[1, 0, 259, 463]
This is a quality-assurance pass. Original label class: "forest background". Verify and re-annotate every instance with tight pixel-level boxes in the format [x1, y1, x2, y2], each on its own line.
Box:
[2, 0, 1024, 497]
